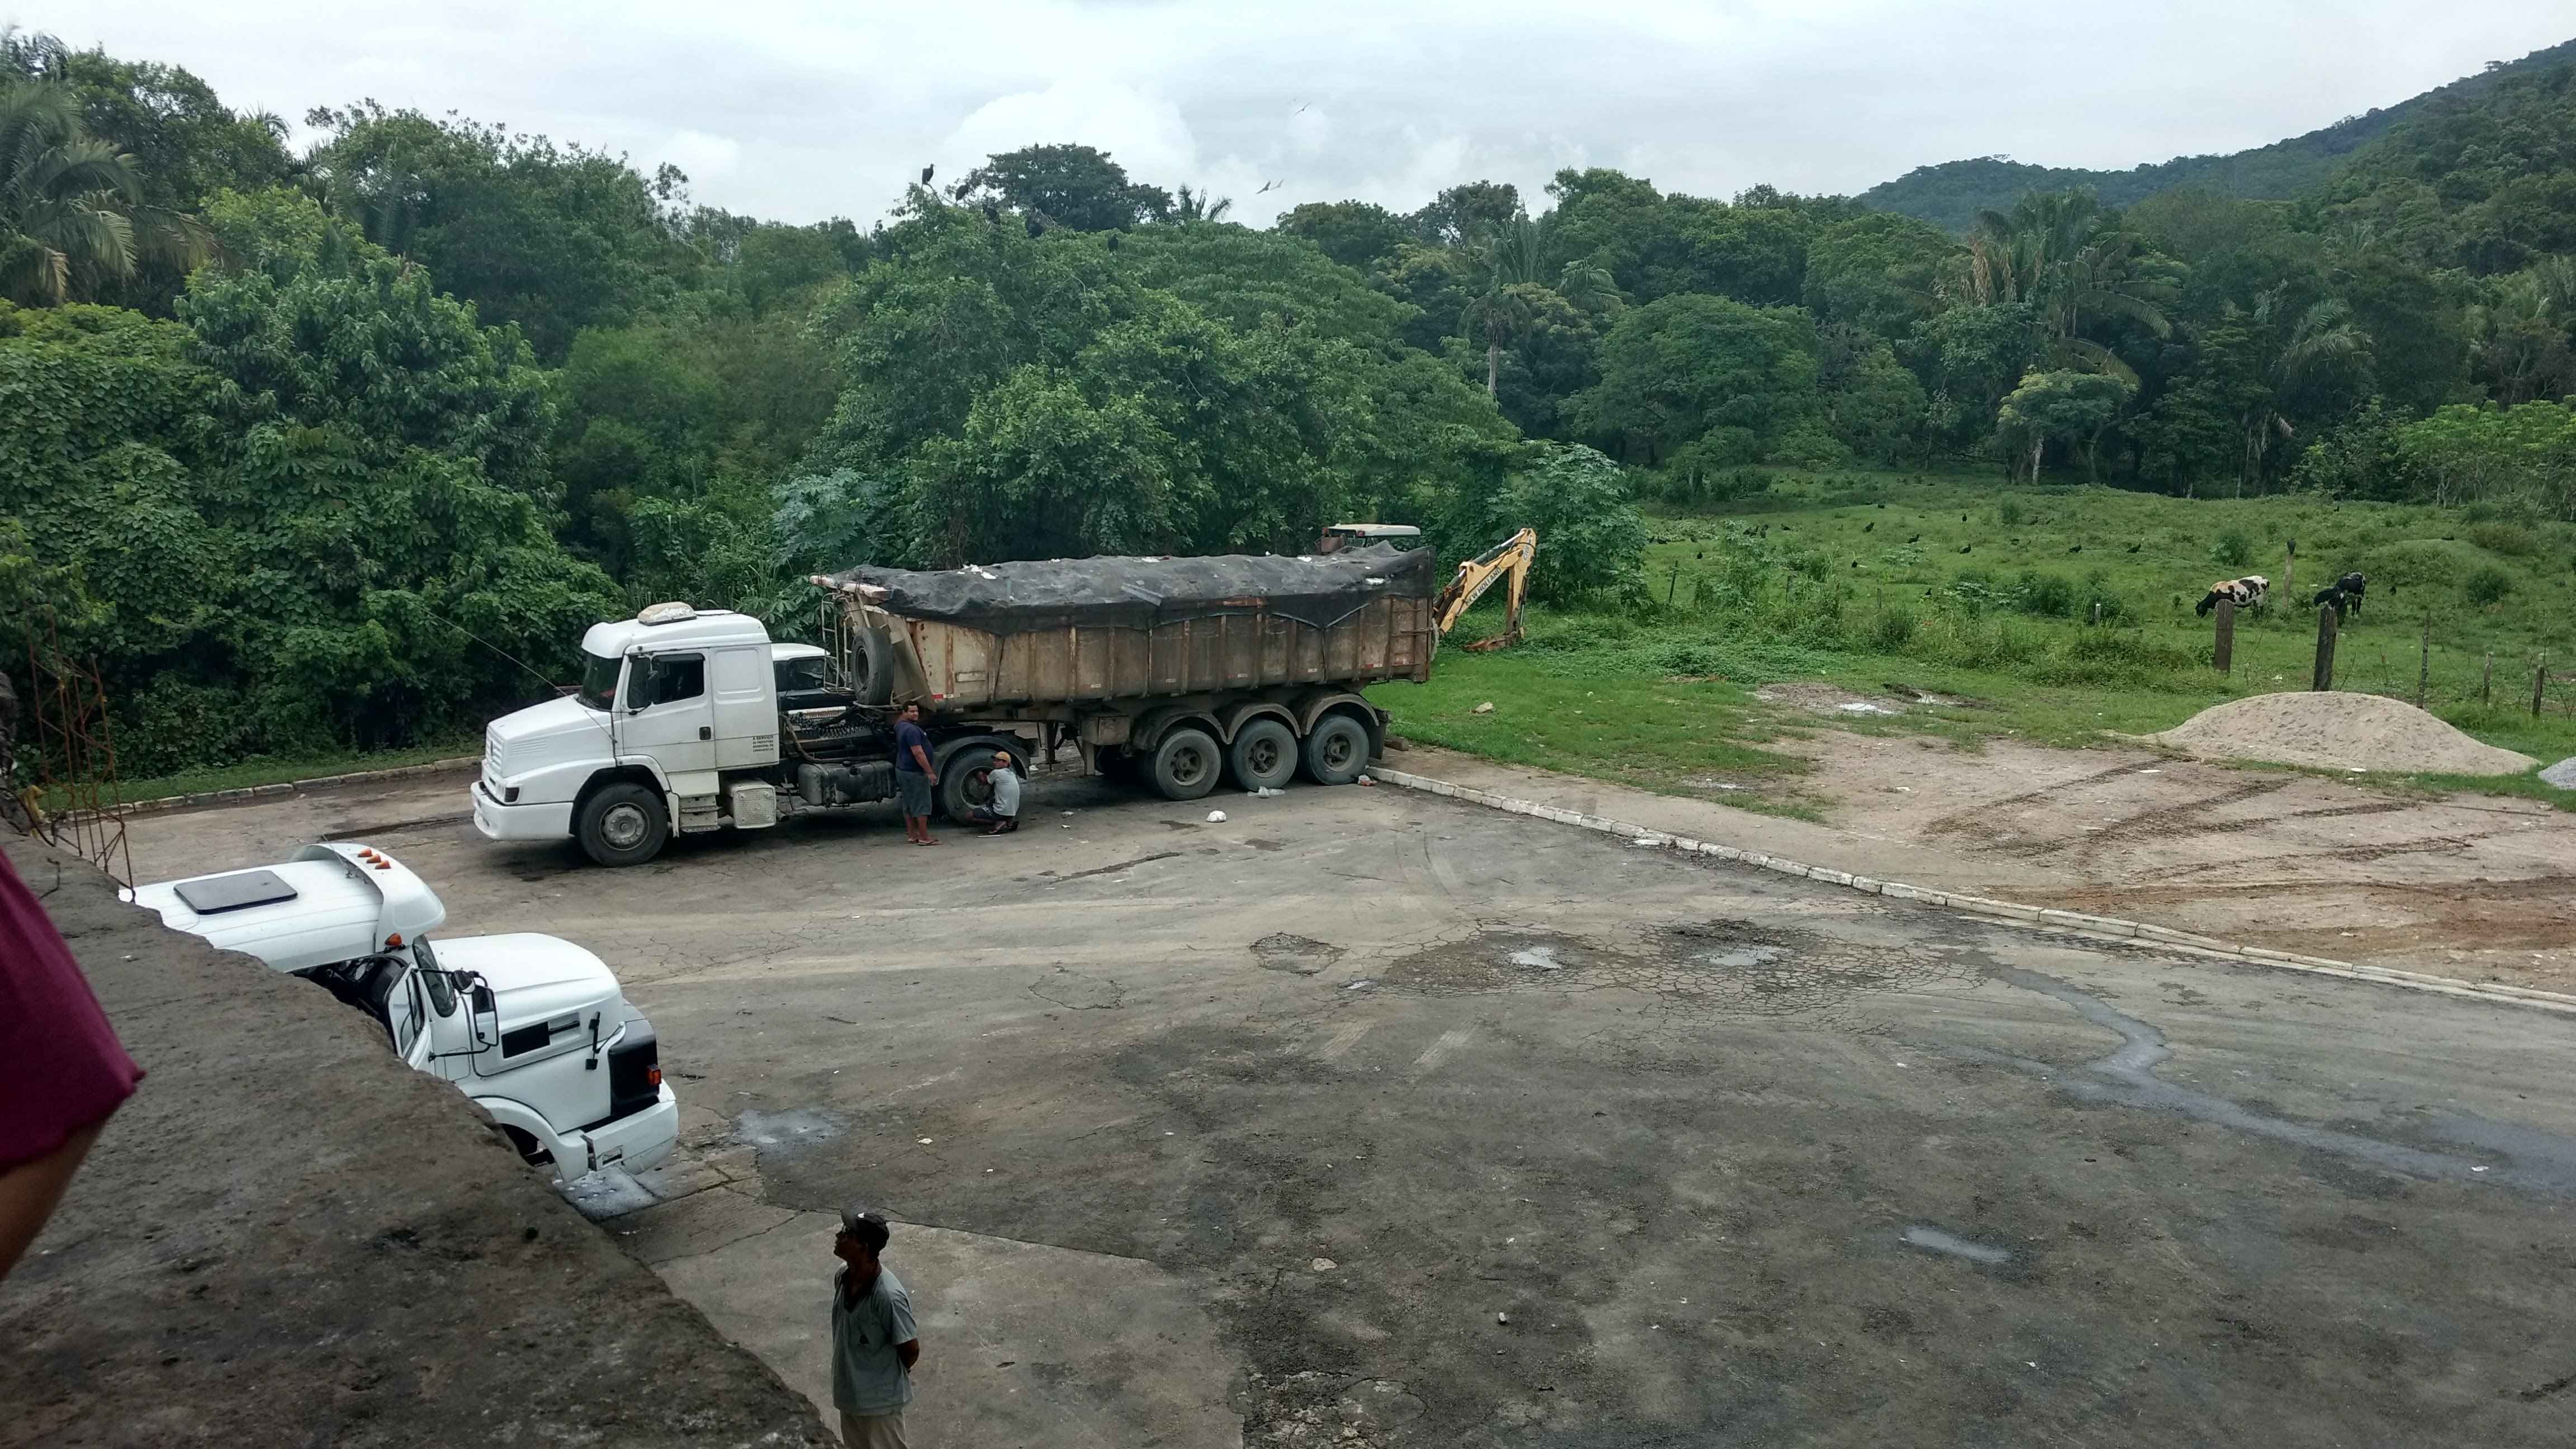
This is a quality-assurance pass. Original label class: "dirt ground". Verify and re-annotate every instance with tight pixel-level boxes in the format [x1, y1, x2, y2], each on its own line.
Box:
[108, 768, 2576, 1447]
[1781, 731, 2576, 995]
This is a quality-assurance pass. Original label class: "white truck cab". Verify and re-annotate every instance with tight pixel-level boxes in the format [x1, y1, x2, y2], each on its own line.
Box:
[128, 843, 678, 1185]
[477, 604, 801, 865]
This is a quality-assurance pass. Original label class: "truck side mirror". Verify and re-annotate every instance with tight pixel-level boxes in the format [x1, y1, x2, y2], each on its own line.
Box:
[468, 979, 500, 1051]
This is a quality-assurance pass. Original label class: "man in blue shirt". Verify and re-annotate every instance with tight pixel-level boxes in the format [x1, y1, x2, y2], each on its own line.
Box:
[892, 702, 937, 846]
[831, 1206, 919, 1447]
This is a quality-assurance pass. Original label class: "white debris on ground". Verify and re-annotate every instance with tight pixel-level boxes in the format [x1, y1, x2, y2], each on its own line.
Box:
[1206, 809, 1228, 823]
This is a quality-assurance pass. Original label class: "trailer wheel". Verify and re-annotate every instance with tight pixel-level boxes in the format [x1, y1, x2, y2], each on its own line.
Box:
[576, 782, 669, 867]
[1225, 718, 1299, 792]
[1148, 727, 1223, 801]
[936, 744, 1019, 823]
[1300, 713, 1370, 785]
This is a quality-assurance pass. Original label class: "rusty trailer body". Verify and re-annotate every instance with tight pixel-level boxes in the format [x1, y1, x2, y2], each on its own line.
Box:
[812, 546, 1436, 795]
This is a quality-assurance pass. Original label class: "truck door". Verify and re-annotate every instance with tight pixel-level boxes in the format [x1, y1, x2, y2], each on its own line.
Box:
[709, 645, 778, 770]
[389, 970, 435, 1072]
[621, 651, 713, 775]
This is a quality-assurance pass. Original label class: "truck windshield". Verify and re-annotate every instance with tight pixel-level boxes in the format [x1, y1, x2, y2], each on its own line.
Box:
[575, 652, 622, 712]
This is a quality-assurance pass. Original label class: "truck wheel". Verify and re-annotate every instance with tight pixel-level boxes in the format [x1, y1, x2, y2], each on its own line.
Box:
[1148, 728, 1222, 801]
[576, 783, 669, 867]
[1226, 718, 1299, 791]
[937, 745, 1019, 823]
[850, 626, 896, 707]
[1300, 713, 1370, 785]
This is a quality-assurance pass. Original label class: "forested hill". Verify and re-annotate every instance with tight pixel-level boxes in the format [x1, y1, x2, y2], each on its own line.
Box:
[1862, 36, 2576, 232]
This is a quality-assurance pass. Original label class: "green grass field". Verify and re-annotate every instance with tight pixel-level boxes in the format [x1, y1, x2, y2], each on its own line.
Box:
[42, 738, 480, 812]
[1375, 467, 2576, 813]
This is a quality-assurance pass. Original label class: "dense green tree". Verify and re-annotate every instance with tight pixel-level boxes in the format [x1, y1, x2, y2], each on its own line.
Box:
[1997, 369, 2134, 482]
[958, 143, 1171, 231]
[300, 102, 686, 361]
[1441, 443, 1646, 607]
[1570, 294, 1824, 465]
[1411, 180, 1521, 247]
[1461, 212, 1617, 397]
[1272, 200, 1413, 274]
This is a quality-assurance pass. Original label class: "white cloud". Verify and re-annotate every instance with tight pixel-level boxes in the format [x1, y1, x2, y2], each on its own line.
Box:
[13, 1, 2574, 228]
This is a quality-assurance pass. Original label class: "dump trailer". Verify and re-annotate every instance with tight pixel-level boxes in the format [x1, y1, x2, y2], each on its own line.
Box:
[473, 545, 1434, 866]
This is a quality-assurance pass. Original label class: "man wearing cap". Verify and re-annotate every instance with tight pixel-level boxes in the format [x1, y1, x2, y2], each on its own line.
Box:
[965, 751, 1021, 835]
[831, 1206, 919, 1447]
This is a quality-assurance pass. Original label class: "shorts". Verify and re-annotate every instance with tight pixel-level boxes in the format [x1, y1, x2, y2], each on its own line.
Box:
[839, 1409, 908, 1448]
[897, 771, 934, 818]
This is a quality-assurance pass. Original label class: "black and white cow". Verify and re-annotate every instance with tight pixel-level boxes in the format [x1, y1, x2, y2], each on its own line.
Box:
[2194, 575, 2270, 617]
[2310, 571, 2367, 617]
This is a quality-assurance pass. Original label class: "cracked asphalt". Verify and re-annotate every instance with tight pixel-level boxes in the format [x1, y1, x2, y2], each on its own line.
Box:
[123, 765, 2576, 1447]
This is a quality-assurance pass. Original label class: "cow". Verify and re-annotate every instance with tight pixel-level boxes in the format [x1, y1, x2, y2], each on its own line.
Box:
[2310, 571, 2367, 618]
[2193, 575, 2270, 617]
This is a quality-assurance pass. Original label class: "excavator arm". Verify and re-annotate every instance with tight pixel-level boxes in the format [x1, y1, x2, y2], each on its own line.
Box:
[1431, 528, 1536, 652]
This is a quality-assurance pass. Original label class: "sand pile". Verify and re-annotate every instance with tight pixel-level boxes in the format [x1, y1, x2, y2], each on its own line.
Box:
[2142, 692, 2537, 776]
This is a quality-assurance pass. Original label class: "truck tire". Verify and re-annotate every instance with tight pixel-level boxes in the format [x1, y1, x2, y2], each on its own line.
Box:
[576, 782, 669, 867]
[850, 626, 896, 707]
[1148, 727, 1223, 801]
[1225, 718, 1299, 792]
[937, 744, 1020, 823]
[1300, 713, 1370, 785]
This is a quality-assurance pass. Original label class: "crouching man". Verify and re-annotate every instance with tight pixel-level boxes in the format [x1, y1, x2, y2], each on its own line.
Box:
[968, 752, 1021, 836]
[832, 1206, 919, 1447]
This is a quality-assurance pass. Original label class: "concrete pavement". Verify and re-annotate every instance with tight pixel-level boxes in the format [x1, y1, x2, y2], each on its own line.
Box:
[117, 767, 2576, 1447]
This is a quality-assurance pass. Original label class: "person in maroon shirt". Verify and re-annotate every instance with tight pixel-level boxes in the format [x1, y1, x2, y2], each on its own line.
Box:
[0, 850, 144, 1280]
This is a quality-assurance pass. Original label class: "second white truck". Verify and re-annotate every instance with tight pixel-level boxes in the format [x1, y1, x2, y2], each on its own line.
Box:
[129, 844, 678, 1186]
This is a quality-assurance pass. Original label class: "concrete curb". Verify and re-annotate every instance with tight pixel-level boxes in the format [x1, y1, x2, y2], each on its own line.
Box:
[1368, 766, 2576, 1018]
[74, 755, 481, 824]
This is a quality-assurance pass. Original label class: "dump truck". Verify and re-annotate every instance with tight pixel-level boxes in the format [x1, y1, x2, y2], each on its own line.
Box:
[473, 543, 1438, 866]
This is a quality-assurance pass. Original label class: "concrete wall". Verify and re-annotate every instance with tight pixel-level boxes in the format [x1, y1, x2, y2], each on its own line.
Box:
[0, 839, 833, 1448]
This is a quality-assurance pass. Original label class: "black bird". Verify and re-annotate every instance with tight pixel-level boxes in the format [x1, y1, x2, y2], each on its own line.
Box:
[1876, 502, 1886, 509]
[2068, 544, 2082, 554]
[1961, 514, 1968, 523]
[1850, 560, 1860, 569]
[2125, 543, 2141, 553]
[1958, 544, 1972, 555]
[1106, 232, 1120, 250]
[1863, 521, 1874, 533]
[921, 164, 935, 186]
[1026, 214, 1043, 238]
[1906, 534, 1920, 544]
[982, 201, 1000, 224]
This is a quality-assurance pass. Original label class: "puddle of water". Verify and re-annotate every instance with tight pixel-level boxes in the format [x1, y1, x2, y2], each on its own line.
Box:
[1901, 1225, 2011, 1265]
[732, 1107, 845, 1151]
[1509, 946, 1565, 972]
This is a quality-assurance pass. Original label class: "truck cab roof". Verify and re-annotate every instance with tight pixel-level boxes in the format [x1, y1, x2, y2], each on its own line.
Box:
[127, 843, 446, 973]
[579, 605, 769, 659]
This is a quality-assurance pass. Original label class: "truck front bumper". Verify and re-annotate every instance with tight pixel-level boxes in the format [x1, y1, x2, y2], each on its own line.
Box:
[571, 1083, 679, 1177]
[471, 782, 574, 842]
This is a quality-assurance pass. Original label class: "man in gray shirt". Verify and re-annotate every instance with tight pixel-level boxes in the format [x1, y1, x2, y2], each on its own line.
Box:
[967, 750, 1022, 835]
[831, 1206, 919, 1447]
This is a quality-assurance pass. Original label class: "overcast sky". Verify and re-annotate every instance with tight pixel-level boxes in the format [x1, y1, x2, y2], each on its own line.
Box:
[16, 2, 2574, 226]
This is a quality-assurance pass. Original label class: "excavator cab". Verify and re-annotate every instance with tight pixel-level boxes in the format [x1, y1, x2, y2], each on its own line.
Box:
[1317, 523, 1422, 555]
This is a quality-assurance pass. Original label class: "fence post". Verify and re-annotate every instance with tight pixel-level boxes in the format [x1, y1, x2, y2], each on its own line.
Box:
[2284, 537, 2296, 610]
[2416, 621, 2430, 709]
[1665, 557, 1680, 606]
[2213, 596, 2236, 675]
[2537, 654, 2550, 718]
[2483, 652, 2493, 707]
[2090, 601, 2103, 627]
[2312, 603, 2338, 691]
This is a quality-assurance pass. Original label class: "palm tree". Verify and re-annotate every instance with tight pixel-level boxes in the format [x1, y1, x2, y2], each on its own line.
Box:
[2241, 290, 2370, 493]
[1966, 191, 2175, 384]
[1168, 184, 1233, 223]
[0, 82, 203, 305]
[1461, 212, 1617, 396]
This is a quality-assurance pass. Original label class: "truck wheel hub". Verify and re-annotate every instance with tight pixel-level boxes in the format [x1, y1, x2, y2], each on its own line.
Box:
[600, 803, 650, 849]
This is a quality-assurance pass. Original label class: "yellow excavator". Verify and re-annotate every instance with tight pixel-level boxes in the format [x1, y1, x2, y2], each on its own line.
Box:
[1432, 528, 1537, 652]
[1315, 523, 1537, 651]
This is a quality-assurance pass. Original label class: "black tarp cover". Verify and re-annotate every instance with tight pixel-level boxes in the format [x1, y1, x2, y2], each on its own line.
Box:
[823, 545, 1434, 633]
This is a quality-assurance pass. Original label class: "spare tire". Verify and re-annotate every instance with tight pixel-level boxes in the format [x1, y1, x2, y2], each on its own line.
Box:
[849, 625, 897, 706]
